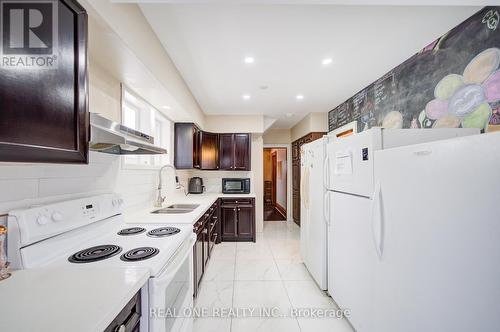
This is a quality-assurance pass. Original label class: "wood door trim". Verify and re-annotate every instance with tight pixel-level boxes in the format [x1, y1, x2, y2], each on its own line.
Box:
[271, 151, 277, 206]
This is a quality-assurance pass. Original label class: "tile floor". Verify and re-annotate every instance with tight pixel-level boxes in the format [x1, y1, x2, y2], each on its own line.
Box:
[193, 221, 354, 332]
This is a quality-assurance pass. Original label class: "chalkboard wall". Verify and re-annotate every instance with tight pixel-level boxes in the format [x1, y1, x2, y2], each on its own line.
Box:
[328, 6, 500, 134]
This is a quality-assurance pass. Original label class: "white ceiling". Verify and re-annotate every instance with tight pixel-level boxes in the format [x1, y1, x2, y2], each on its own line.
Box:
[139, 4, 479, 128]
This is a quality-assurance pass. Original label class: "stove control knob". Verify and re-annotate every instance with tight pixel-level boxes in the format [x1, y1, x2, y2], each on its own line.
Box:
[51, 212, 63, 222]
[37, 215, 49, 225]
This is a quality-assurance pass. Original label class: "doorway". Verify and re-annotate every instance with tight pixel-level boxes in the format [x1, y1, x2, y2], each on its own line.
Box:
[263, 147, 287, 221]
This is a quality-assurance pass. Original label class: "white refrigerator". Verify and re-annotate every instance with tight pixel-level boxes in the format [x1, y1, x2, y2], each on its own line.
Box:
[300, 137, 328, 290]
[370, 131, 500, 331]
[325, 127, 479, 331]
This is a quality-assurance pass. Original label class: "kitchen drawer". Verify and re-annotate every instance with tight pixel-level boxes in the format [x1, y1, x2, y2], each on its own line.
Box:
[220, 198, 253, 205]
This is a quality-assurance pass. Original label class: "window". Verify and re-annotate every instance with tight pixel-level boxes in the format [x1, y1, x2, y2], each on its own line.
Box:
[121, 85, 172, 168]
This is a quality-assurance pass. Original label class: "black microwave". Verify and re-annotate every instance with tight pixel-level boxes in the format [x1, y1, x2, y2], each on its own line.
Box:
[222, 178, 251, 194]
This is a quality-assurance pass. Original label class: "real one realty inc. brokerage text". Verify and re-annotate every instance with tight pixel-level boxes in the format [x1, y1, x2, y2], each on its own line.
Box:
[149, 307, 351, 319]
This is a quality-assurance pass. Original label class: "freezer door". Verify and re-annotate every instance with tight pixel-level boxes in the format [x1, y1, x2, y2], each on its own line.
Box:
[372, 132, 500, 332]
[327, 129, 381, 197]
[328, 191, 377, 331]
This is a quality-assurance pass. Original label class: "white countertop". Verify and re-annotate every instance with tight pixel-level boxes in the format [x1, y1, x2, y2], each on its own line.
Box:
[126, 192, 256, 225]
[0, 267, 149, 332]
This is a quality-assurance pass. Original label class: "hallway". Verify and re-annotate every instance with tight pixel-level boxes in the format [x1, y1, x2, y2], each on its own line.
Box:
[264, 204, 286, 221]
[193, 221, 354, 332]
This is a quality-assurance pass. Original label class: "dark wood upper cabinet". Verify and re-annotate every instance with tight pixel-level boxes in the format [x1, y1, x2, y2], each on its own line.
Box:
[198, 131, 219, 170]
[175, 123, 219, 170]
[175, 124, 251, 171]
[219, 133, 234, 170]
[234, 134, 250, 170]
[174, 123, 199, 169]
[0, 0, 89, 163]
[219, 133, 251, 171]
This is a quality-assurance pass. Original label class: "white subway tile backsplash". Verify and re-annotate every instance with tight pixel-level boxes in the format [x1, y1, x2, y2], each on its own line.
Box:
[0, 179, 38, 202]
[0, 151, 256, 215]
[0, 165, 44, 180]
[0, 152, 169, 214]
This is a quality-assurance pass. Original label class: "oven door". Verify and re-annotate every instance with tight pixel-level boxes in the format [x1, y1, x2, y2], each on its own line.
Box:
[149, 234, 196, 332]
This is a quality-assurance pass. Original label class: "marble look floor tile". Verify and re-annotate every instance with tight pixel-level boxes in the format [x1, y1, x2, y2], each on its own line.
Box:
[193, 318, 232, 332]
[233, 281, 292, 317]
[194, 281, 234, 314]
[284, 280, 335, 308]
[275, 259, 312, 281]
[234, 259, 281, 281]
[210, 243, 237, 260]
[231, 317, 301, 332]
[236, 242, 273, 260]
[297, 317, 355, 332]
[203, 259, 236, 281]
[269, 242, 301, 260]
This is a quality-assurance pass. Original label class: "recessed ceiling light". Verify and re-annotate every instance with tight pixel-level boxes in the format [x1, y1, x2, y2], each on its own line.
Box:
[296, 94, 304, 100]
[242, 94, 251, 100]
[244, 57, 255, 64]
[322, 58, 333, 65]
[286, 113, 294, 118]
[162, 105, 171, 110]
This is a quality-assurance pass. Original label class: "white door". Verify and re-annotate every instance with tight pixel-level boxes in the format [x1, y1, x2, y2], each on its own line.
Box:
[149, 235, 196, 332]
[305, 140, 328, 289]
[300, 145, 310, 261]
[328, 191, 376, 331]
[372, 132, 500, 332]
[327, 129, 380, 197]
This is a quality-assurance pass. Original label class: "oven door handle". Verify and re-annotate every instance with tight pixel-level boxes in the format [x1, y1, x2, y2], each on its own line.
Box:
[153, 234, 196, 288]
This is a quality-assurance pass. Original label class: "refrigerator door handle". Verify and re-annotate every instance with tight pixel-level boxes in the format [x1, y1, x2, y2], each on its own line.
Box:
[323, 155, 330, 190]
[323, 191, 330, 226]
[371, 181, 384, 259]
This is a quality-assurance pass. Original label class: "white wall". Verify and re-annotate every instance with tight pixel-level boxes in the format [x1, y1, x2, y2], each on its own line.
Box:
[291, 112, 328, 142]
[263, 129, 291, 144]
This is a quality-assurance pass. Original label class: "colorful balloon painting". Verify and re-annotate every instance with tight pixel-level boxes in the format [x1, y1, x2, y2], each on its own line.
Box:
[422, 47, 500, 132]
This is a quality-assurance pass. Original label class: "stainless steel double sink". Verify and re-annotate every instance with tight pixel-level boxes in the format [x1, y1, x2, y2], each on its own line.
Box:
[151, 204, 200, 214]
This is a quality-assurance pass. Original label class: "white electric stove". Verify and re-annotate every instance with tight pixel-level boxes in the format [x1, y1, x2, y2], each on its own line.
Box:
[7, 193, 195, 332]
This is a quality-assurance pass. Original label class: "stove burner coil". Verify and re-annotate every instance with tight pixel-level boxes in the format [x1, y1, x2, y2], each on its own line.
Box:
[120, 247, 160, 262]
[117, 227, 146, 236]
[147, 227, 181, 238]
[68, 245, 122, 263]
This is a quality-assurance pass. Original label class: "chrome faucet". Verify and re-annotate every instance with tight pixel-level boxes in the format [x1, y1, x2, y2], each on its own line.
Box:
[155, 164, 184, 208]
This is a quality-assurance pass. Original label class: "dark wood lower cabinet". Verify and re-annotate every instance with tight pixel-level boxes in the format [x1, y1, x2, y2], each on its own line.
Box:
[193, 197, 255, 298]
[193, 200, 219, 297]
[220, 198, 255, 242]
[221, 206, 238, 239]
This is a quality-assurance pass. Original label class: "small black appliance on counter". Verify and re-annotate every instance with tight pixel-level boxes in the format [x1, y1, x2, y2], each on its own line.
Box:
[188, 177, 205, 194]
[222, 178, 251, 194]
